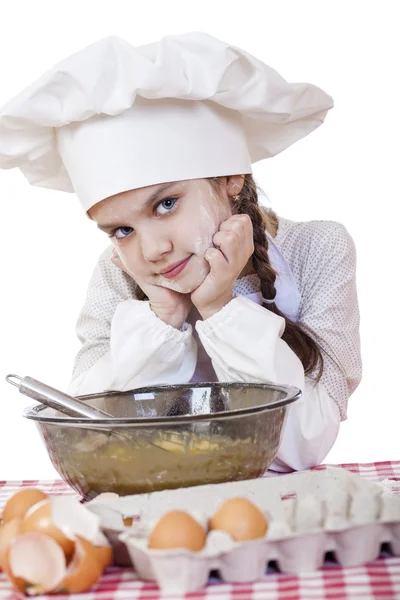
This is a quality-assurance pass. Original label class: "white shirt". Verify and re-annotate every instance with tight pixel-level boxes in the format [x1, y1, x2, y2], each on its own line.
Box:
[68, 216, 362, 472]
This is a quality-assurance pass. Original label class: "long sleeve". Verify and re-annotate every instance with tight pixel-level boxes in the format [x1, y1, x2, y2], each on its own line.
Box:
[68, 246, 197, 396]
[195, 296, 340, 472]
[195, 221, 361, 471]
[196, 296, 305, 388]
[291, 221, 362, 419]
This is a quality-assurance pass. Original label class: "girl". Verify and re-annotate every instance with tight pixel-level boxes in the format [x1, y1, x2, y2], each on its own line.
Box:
[0, 33, 362, 472]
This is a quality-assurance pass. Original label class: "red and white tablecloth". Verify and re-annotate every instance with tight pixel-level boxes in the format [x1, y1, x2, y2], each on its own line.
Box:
[1, 461, 399, 599]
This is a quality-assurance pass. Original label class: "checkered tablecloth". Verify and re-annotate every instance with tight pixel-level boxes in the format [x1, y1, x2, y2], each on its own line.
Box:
[1, 461, 399, 599]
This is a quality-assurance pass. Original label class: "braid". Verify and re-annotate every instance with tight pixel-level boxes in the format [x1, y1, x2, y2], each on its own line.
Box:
[210, 174, 323, 379]
[237, 187, 278, 303]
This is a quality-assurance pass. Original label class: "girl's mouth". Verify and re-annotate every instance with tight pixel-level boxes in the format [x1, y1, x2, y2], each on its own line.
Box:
[159, 256, 192, 279]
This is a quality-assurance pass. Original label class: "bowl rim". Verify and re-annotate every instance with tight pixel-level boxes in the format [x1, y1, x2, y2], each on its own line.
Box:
[22, 381, 301, 426]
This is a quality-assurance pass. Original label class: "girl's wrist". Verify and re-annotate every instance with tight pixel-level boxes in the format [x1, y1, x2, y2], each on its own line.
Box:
[150, 304, 188, 330]
[198, 294, 233, 321]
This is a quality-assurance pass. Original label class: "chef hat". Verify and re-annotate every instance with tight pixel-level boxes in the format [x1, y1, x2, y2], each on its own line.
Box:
[0, 33, 333, 212]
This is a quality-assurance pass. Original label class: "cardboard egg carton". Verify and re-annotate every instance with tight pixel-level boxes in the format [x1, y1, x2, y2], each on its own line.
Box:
[87, 468, 400, 593]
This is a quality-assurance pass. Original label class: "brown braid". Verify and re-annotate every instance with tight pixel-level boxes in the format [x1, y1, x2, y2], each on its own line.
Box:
[209, 174, 323, 379]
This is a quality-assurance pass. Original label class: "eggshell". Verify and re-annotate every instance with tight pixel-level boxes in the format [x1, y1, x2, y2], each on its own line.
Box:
[148, 511, 206, 552]
[51, 496, 101, 545]
[209, 497, 268, 542]
[2, 489, 48, 523]
[4, 532, 66, 595]
[93, 544, 113, 570]
[2, 545, 29, 594]
[57, 535, 103, 593]
[22, 499, 75, 558]
[0, 519, 23, 570]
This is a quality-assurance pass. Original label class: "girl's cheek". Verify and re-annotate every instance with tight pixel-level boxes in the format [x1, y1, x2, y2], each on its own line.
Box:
[116, 243, 141, 276]
[193, 202, 228, 256]
[192, 184, 231, 255]
[184, 197, 218, 256]
[193, 206, 215, 254]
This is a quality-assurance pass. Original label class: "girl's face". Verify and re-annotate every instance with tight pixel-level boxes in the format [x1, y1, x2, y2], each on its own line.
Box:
[89, 178, 237, 293]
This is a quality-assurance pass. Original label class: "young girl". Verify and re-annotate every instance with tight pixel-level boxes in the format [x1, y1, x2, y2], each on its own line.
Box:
[0, 33, 361, 472]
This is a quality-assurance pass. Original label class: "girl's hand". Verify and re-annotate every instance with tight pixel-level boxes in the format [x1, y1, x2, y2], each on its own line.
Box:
[110, 250, 192, 330]
[191, 214, 254, 320]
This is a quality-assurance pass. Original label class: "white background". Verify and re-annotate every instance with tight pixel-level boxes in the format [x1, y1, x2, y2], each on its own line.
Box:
[0, 1, 399, 480]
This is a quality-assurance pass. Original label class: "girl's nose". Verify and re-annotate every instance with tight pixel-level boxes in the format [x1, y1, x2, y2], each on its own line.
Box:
[140, 233, 172, 262]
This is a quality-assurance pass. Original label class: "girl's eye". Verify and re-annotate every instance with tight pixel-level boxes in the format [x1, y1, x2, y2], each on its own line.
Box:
[112, 226, 134, 240]
[156, 197, 178, 215]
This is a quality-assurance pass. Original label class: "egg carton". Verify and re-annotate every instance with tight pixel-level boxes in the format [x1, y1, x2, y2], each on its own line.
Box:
[86, 468, 400, 594]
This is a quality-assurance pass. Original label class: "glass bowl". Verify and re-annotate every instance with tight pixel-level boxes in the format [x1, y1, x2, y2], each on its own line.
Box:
[23, 382, 300, 500]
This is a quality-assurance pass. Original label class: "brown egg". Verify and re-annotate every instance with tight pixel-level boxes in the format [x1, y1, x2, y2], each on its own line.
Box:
[209, 497, 268, 542]
[2, 489, 48, 523]
[148, 510, 206, 552]
[22, 499, 75, 558]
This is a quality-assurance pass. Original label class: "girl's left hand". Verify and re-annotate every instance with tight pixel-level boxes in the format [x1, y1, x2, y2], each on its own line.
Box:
[191, 214, 254, 320]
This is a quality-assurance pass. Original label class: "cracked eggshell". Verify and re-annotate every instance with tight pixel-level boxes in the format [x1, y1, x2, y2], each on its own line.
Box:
[22, 499, 75, 558]
[0, 495, 113, 594]
[51, 496, 101, 543]
[57, 535, 104, 594]
[2, 488, 48, 523]
[0, 519, 23, 570]
[21, 495, 103, 561]
[4, 532, 66, 595]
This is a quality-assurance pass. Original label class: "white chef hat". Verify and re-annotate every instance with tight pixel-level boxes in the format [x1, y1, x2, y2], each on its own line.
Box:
[0, 33, 333, 212]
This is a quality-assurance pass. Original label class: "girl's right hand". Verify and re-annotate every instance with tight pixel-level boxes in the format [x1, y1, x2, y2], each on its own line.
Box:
[110, 250, 192, 330]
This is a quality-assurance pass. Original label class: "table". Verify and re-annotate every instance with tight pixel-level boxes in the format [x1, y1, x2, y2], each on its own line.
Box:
[1, 461, 400, 599]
